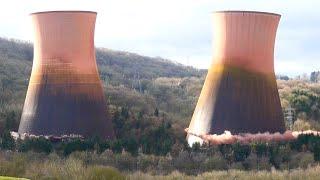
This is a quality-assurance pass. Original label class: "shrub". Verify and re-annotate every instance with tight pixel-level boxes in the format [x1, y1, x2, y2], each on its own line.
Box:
[69, 151, 97, 166]
[63, 158, 87, 179]
[252, 142, 268, 157]
[114, 151, 136, 171]
[191, 142, 201, 152]
[290, 134, 320, 152]
[111, 140, 124, 154]
[97, 141, 111, 154]
[0, 131, 15, 150]
[257, 156, 272, 170]
[268, 143, 291, 169]
[314, 143, 320, 161]
[242, 153, 258, 170]
[140, 123, 174, 155]
[289, 152, 314, 169]
[99, 150, 116, 166]
[202, 152, 228, 170]
[230, 162, 244, 170]
[86, 166, 125, 180]
[3, 111, 19, 131]
[172, 150, 195, 174]
[157, 156, 173, 174]
[137, 154, 159, 173]
[0, 154, 27, 177]
[218, 144, 234, 164]
[18, 137, 52, 154]
[122, 138, 139, 155]
[232, 143, 251, 162]
[170, 142, 184, 156]
[63, 139, 94, 156]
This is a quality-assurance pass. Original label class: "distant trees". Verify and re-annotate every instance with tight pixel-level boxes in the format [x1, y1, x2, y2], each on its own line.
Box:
[4, 111, 19, 131]
[289, 89, 320, 120]
[0, 110, 20, 135]
[1, 129, 320, 173]
[277, 75, 290, 81]
[18, 137, 53, 154]
[140, 121, 174, 155]
[0, 131, 15, 150]
[111, 106, 176, 155]
[154, 108, 159, 117]
[277, 79, 320, 127]
[233, 143, 251, 162]
[310, 71, 320, 83]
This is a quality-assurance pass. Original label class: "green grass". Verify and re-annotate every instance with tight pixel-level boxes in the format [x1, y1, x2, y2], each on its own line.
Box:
[0, 176, 29, 180]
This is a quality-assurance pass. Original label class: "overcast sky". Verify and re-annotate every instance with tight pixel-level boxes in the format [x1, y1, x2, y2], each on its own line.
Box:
[0, 0, 319, 76]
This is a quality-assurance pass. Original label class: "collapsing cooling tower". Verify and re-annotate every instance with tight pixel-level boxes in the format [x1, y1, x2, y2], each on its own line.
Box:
[18, 11, 114, 139]
[187, 11, 285, 145]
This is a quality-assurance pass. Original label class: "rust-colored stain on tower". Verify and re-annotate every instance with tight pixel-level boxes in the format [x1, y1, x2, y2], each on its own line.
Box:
[188, 11, 285, 145]
[18, 11, 114, 138]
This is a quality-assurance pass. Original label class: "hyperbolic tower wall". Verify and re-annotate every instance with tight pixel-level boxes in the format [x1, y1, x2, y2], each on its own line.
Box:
[187, 11, 285, 145]
[18, 11, 114, 139]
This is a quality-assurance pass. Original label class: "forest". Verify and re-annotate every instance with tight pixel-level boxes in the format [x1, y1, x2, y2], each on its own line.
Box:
[1, 38, 320, 179]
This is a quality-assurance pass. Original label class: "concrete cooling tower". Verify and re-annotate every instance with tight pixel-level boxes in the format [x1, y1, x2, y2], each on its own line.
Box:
[18, 11, 114, 139]
[187, 11, 285, 145]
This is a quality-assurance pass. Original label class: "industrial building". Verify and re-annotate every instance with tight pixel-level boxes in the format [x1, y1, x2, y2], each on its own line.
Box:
[187, 11, 285, 145]
[18, 11, 114, 138]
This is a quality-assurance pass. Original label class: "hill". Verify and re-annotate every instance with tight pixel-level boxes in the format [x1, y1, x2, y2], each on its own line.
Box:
[2, 37, 320, 135]
[0, 37, 206, 132]
[0, 37, 205, 79]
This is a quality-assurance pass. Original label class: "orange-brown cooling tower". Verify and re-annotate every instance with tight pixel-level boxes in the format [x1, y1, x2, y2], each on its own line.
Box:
[18, 11, 114, 139]
[187, 11, 285, 145]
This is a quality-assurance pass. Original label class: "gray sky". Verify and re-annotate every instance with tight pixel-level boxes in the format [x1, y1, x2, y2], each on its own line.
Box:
[0, 0, 319, 76]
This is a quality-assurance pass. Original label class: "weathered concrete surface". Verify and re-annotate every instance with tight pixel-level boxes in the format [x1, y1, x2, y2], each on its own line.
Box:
[19, 11, 114, 139]
[188, 11, 285, 145]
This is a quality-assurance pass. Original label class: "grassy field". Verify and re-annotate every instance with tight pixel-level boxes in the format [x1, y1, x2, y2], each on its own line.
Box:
[2, 164, 320, 180]
[0, 150, 319, 180]
[128, 166, 320, 180]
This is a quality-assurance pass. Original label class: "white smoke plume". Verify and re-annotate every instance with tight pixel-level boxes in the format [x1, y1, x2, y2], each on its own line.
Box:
[10, 131, 84, 141]
[185, 128, 320, 145]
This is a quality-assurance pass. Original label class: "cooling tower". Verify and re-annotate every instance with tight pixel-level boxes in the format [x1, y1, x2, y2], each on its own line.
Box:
[18, 11, 114, 139]
[187, 11, 285, 145]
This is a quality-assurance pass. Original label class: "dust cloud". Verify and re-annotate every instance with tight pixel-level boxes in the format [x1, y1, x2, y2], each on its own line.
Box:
[186, 128, 320, 145]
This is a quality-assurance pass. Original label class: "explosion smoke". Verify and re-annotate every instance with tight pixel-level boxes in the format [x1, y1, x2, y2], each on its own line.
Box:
[186, 128, 320, 145]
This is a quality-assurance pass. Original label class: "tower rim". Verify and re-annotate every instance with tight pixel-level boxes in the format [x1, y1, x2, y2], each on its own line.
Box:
[213, 10, 281, 17]
[30, 11, 97, 16]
